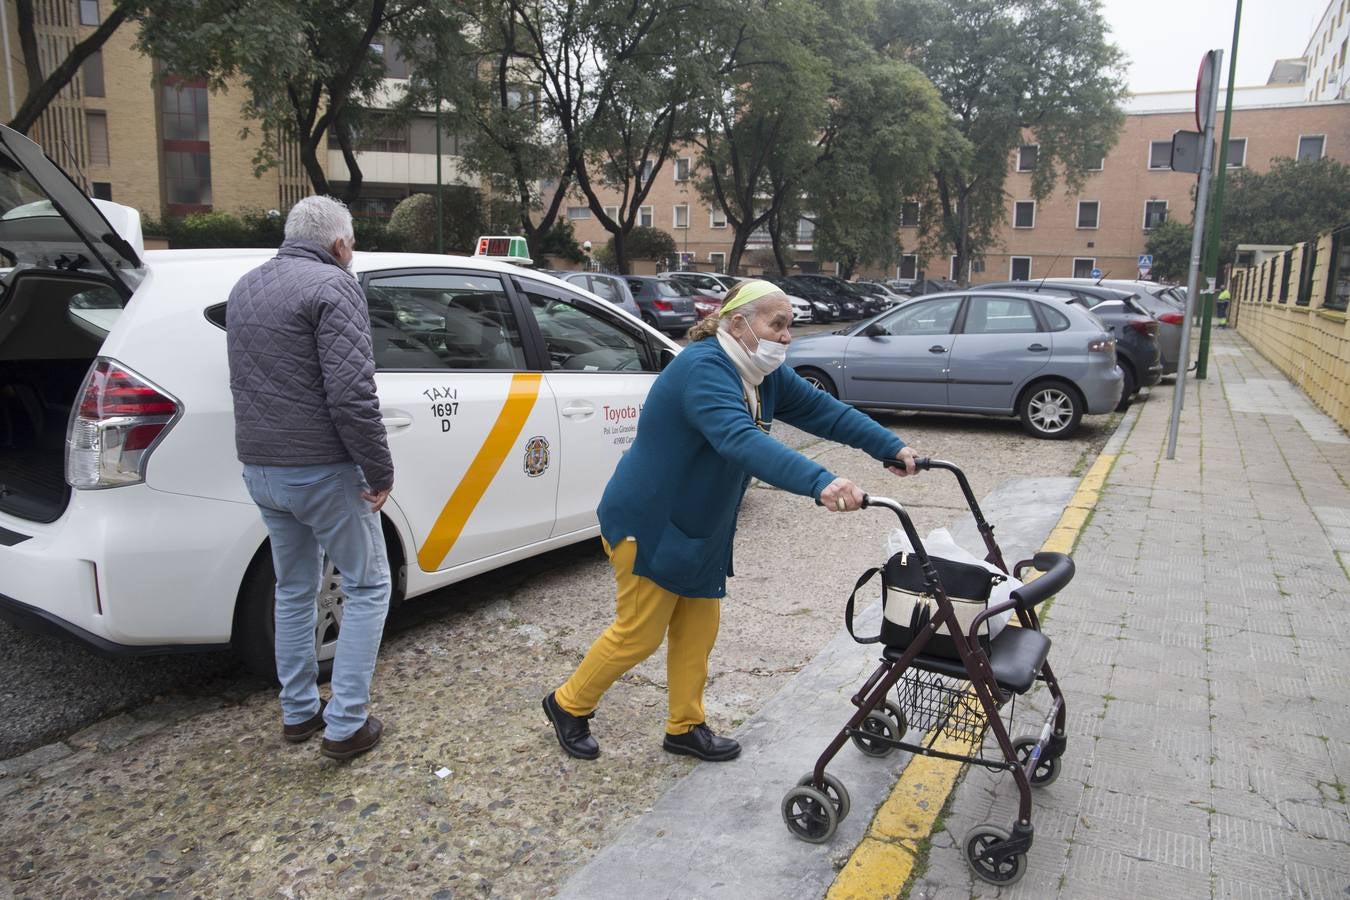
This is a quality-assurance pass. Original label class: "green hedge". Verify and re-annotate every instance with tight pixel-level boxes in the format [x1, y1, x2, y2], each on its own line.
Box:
[141, 208, 404, 252]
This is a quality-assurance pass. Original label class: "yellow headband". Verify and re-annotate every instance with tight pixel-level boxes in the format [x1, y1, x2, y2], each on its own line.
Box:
[719, 279, 783, 317]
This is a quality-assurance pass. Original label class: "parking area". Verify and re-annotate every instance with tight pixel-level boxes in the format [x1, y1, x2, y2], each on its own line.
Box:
[0, 376, 1122, 896]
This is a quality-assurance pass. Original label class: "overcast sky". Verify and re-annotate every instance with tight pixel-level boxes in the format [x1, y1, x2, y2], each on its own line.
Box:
[1099, 0, 1331, 93]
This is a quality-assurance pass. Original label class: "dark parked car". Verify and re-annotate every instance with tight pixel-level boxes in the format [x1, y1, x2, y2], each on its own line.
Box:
[981, 280, 1162, 409]
[786, 290, 1124, 438]
[760, 275, 835, 322]
[790, 273, 879, 317]
[786, 276, 865, 319]
[623, 276, 698, 335]
[1063, 278, 1183, 376]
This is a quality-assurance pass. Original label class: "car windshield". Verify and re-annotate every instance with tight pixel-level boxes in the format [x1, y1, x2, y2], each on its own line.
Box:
[652, 280, 684, 298]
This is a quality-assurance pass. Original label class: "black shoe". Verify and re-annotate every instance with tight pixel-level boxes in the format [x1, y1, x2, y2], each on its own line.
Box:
[663, 723, 741, 762]
[543, 692, 599, 760]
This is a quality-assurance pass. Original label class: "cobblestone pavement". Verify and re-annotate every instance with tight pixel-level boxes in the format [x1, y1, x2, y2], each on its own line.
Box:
[0, 368, 1116, 896]
[911, 331, 1350, 899]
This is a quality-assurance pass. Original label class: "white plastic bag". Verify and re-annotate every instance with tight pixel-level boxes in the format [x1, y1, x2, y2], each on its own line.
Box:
[886, 527, 1018, 638]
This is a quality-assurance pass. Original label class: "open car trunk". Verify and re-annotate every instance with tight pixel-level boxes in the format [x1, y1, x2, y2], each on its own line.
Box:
[0, 273, 122, 522]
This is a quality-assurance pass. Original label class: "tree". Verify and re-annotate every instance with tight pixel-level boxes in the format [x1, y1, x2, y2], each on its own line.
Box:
[609, 226, 676, 261]
[505, 0, 731, 272]
[1145, 219, 1192, 283]
[806, 57, 950, 279]
[1221, 157, 1350, 259]
[396, 0, 574, 260]
[138, 0, 456, 200]
[386, 189, 486, 253]
[883, 0, 1128, 284]
[8, 0, 136, 134]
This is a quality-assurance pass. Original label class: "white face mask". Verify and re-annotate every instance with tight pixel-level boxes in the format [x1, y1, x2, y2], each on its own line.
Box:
[738, 318, 788, 374]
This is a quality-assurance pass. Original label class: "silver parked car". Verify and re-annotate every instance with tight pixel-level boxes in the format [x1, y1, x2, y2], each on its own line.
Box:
[557, 271, 642, 318]
[786, 290, 1124, 439]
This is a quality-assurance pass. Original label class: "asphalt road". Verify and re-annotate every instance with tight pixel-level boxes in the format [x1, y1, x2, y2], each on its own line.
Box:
[0, 319, 1121, 761]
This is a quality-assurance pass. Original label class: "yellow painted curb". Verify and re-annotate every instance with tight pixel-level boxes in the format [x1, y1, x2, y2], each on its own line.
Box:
[824, 453, 1117, 897]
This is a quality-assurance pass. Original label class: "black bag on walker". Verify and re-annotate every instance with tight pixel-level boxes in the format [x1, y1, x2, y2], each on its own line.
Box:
[846, 550, 1006, 660]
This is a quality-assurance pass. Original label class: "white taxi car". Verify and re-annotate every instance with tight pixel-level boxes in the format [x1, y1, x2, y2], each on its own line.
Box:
[0, 125, 678, 676]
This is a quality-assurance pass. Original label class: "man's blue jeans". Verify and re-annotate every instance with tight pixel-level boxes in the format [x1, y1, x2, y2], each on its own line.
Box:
[242, 462, 391, 741]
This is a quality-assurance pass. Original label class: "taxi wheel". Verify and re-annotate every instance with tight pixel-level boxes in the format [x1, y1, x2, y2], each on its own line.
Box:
[234, 547, 340, 684]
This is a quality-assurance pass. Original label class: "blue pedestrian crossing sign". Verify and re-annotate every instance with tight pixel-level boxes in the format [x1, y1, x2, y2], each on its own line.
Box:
[1090, 267, 1102, 279]
[1138, 254, 1153, 268]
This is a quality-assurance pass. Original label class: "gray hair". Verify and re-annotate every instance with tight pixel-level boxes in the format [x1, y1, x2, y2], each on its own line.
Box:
[284, 195, 354, 248]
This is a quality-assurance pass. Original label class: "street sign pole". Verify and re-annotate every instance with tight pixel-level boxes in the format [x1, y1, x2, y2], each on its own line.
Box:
[1167, 49, 1222, 461]
[1197, 0, 1244, 380]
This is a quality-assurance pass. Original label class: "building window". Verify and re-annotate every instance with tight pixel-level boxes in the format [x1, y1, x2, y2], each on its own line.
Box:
[161, 84, 209, 141]
[1226, 138, 1247, 167]
[709, 252, 726, 273]
[1143, 200, 1168, 230]
[898, 254, 917, 280]
[91, 182, 112, 201]
[79, 0, 98, 25]
[900, 201, 920, 227]
[1088, 151, 1105, 171]
[85, 111, 109, 166]
[1297, 134, 1326, 160]
[1010, 257, 1032, 281]
[1148, 140, 1172, 170]
[351, 115, 408, 153]
[602, 205, 619, 222]
[673, 204, 689, 229]
[371, 37, 409, 79]
[566, 206, 591, 220]
[639, 206, 653, 228]
[797, 217, 815, 243]
[1077, 201, 1100, 229]
[1326, 228, 1350, 312]
[709, 207, 727, 228]
[82, 51, 105, 98]
[639, 160, 653, 184]
[970, 258, 985, 274]
[1013, 201, 1035, 229]
[673, 157, 690, 182]
[1017, 144, 1038, 172]
[164, 151, 212, 208]
[1073, 258, 1096, 278]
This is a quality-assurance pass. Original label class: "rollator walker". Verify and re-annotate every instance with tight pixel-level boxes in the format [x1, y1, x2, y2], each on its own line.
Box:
[781, 458, 1075, 886]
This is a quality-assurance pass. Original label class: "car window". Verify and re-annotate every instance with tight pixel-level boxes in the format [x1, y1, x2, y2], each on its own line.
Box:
[1039, 304, 1072, 332]
[67, 284, 124, 335]
[364, 272, 527, 371]
[653, 281, 683, 298]
[963, 296, 1039, 334]
[523, 288, 654, 372]
[625, 278, 645, 296]
[589, 276, 622, 305]
[875, 296, 963, 336]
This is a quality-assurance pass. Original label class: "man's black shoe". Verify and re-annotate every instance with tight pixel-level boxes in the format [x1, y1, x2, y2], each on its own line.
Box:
[543, 691, 599, 760]
[663, 723, 741, 762]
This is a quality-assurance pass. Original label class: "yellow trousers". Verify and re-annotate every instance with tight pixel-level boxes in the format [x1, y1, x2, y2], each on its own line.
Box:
[556, 538, 720, 734]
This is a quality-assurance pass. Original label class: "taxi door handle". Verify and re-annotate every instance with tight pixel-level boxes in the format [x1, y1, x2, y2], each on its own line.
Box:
[562, 403, 595, 418]
[928, 345, 947, 353]
[1027, 343, 1049, 352]
[382, 415, 414, 428]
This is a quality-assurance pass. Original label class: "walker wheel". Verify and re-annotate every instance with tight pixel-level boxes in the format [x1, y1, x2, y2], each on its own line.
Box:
[851, 710, 900, 757]
[781, 785, 839, 843]
[882, 700, 908, 739]
[796, 771, 850, 822]
[1012, 735, 1061, 786]
[965, 824, 1026, 886]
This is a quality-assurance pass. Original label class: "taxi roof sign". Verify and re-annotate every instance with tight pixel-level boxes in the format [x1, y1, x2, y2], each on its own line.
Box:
[473, 235, 533, 266]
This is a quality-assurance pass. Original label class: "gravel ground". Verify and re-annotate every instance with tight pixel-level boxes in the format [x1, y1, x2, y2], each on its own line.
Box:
[0, 332, 1126, 896]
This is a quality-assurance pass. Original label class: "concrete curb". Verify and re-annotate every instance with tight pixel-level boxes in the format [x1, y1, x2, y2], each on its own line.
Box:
[825, 405, 1139, 898]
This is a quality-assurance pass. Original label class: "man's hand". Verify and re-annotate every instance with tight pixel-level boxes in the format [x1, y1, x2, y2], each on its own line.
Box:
[884, 446, 920, 477]
[819, 477, 866, 512]
[362, 488, 391, 513]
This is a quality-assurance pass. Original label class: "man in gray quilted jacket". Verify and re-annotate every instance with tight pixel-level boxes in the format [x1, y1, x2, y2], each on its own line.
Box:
[227, 195, 394, 761]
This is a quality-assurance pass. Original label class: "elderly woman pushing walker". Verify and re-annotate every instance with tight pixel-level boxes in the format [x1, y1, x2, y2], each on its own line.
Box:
[543, 279, 920, 761]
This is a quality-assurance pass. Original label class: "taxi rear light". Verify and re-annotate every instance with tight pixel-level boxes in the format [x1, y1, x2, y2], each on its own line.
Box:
[67, 359, 181, 489]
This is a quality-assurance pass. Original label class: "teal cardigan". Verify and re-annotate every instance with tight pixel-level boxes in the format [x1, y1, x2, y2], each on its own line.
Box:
[597, 339, 905, 598]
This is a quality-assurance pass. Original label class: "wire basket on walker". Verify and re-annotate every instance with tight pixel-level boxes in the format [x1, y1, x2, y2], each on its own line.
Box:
[780, 458, 1075, 887]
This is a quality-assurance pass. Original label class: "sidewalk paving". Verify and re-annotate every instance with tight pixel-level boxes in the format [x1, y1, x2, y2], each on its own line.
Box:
[910, 330, 1350, 899]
